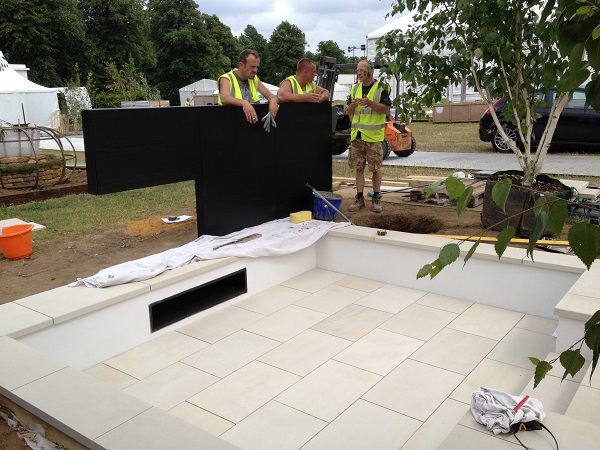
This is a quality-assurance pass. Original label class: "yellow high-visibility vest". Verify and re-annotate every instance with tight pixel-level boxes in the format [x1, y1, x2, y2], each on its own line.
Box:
[217, 69, 260, 104]
[350, 80, 387, 142]
[280, 75, 316, 94]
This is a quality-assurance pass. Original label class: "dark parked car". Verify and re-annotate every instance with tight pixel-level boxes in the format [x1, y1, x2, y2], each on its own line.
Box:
[479, 88, 600, 152]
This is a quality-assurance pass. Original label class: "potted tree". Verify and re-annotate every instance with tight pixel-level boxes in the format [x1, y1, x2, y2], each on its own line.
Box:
[377, 0, 600, 385]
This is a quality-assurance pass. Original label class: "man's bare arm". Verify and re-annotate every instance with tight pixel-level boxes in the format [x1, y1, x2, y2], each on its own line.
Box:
[219, 77, 257, 123]
[258, 81, 279, 117]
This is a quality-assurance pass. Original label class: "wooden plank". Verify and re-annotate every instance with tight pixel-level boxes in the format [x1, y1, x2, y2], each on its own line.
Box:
[560, 179, 589, 194]
[411, 179, 486, 208]
[398, 176, 445, 186]
[468, 182, 486, 207]
[578, 188, 600, 201]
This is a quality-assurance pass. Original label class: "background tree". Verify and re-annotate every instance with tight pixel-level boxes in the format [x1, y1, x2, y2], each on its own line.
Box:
[0, 0, 89, 86]
[262, 21, 306, 84]
[78, 0, 155, 85]
[556, 0, 599, 111]
[147, 0, 220, 104]
[94, 57, 160, 107]
[315, 40, 347, 63]
[237, 25, 268, 58]
[201, 14, 241, 71]
[377, 0, 582, 187]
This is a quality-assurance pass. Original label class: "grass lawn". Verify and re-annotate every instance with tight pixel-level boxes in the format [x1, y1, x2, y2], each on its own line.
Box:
[408, 121, 492, 153]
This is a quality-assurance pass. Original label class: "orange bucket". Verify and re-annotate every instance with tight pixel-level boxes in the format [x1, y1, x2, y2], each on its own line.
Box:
[0, 223, 34, 259]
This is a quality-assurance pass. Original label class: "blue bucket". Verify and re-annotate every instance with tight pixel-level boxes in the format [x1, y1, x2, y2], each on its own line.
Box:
[312, 191, 343, 221]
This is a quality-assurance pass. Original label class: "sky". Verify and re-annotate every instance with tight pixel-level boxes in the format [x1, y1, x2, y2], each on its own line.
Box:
[197, 0, 399, 57]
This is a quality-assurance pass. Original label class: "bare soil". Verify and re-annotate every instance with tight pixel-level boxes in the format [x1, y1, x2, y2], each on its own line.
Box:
[0, 421, 30, 450]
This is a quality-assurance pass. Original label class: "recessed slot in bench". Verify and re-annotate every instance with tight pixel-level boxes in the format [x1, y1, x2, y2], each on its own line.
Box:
[149, 268, 247, 332]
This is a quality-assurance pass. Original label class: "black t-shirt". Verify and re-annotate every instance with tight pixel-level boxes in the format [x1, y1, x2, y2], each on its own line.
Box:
[361, 81, 392, 106]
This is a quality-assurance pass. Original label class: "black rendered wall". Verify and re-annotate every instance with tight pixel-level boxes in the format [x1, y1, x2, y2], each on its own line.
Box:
[82, 102, 332, 236]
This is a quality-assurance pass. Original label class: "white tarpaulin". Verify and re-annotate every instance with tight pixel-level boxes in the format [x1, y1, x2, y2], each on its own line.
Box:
[0, 51, 60, 127]
[69, 218, 350, 288]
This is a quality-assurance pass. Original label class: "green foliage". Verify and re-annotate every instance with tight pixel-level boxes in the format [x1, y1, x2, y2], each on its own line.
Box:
[0, 0, 89, 86]
[378, 0, 598, 186]
[568, 222, 600, 269]
[1, 1, 316, 107]
[201, 14, 242, 73]
[422, 174, 600, 387]
[104, 58, 159, 104]
[147, 0, 222, 103]
[417, 242, 460, 279]
[531, 311, 600, 387]
[529, 358, 553, 389]
[238, 25, 268, 57]
[262, 21, 307, 84]
[492, 179, 512, 212]
[79, 0, 156, 85]
[495, 226, 516, 258]
[85, 70, 100, 108]
[560, 349, 586, 380]
[444, 176, 473, 215]
[456, 186, 473, 216]
[94, 92, 121, 108]
[556, 0, 600, 110]
[315, 40, 348, 63]
[63, 65, 92, 131]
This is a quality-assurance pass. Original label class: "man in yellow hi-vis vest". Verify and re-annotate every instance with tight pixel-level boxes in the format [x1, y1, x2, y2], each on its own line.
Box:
[277, 58, 329, 103]
[346, 60, 391, 213]
[218, 49, 279, 123]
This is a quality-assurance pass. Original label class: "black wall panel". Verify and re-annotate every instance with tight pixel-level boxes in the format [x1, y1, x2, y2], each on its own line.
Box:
[82, 102, 332, 237]
[82, 107, 202, 194]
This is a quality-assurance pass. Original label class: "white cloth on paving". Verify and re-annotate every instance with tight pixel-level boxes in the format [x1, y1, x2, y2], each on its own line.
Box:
[470, 387, 546, 435]
[69, 218, 350, 288]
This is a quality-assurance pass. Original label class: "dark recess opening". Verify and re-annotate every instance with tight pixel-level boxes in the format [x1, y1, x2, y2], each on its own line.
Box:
[149, 268, 247, 332]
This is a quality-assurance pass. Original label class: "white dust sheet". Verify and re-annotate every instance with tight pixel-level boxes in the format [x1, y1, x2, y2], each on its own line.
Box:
[69, 218, 350, 288]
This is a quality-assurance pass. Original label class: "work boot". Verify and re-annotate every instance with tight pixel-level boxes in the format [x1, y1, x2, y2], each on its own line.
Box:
[372, 194, 382, 213]
[348, 195, 365, 212]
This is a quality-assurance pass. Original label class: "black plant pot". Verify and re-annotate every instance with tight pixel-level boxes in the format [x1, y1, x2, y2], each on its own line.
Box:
[481, 170, 571, 237]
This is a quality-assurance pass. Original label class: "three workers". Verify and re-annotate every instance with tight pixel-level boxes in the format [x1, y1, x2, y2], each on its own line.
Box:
[218, 51, 389, 214]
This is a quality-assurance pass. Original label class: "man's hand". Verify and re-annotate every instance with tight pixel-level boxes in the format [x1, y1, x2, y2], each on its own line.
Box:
[301, 93, 320, 103]
[241, 100, 258, 123]
[268, 96, 279, 118]
[352, 98, 370, 107]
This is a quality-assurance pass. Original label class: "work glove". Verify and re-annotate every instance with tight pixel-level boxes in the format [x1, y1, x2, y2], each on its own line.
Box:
[261, 112, 277, 133]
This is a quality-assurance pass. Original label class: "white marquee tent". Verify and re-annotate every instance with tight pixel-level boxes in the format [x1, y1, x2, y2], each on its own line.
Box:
[332, 83, 350, 102]
[0, 51, 60, 127]
[179, 78, 217, 105]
